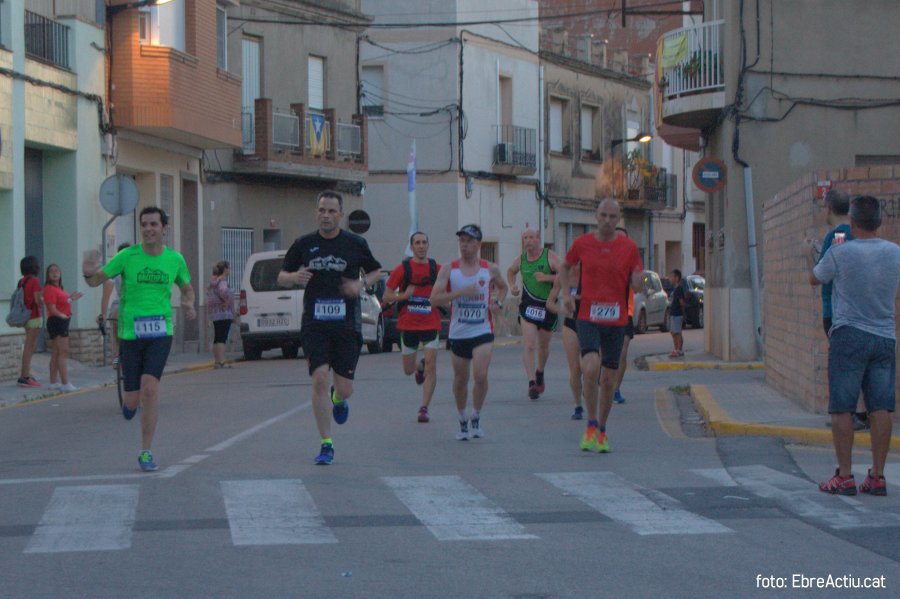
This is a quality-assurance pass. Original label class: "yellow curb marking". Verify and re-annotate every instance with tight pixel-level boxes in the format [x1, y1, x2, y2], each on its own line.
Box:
[691, 384, 900, 452]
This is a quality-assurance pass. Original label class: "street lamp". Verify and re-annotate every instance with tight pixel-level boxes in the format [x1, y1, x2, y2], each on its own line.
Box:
[107, 0, 174, 18]
[610, 131, 653, 150]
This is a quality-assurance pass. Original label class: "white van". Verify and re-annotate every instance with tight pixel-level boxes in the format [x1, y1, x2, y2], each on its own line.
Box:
[239, 250, 304, 360]
[239, 251, 385, 360]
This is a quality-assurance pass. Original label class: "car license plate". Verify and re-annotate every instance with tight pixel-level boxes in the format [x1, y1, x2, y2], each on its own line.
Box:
[257, 316, 289, 328]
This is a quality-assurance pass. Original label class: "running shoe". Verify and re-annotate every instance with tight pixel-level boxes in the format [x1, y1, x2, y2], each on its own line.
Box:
[595, 430, 610, 453]
[17, 377, 41, 388]
[579, 426, 599, 452]
[859, 470, 887, 496]
[414, 359, 425, 385]
[60, 383, 78, 392]
[417, 406, 430, 423]
[470, 417, 483, 439]
[613, 389, 625, 404]
[330, 385, 349, 425]
[535, 370, 545, 394]
[48, 383, 61, 391]
[122, 400, 138, 421]
[456, 420, 469, 441]
[315, 443, 334, 465]
[16, 377, 31, 388]
[528, 382, 539, 400]
[138, 450, 158, 472]
[571, 405, 584, 420]
[818, 469, 856, 495]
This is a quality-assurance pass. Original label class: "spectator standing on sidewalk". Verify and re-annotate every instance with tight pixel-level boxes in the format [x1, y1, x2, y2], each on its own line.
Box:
[809, 196, 900, 496]
[815, 189, 867, 430]
[16, 256, 43, 388]
[207, 260, 236, 369]
[668, 269, 687, 358]
[43, 264, 83, 392]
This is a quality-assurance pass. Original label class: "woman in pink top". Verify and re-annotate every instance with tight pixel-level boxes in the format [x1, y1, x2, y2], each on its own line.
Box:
[206, 260, 236, 368]
[43, 264, 83, 392]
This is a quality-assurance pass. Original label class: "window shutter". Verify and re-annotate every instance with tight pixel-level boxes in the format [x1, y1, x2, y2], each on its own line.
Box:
[308, 56, 324, 110]
[549, 100, 563, 152]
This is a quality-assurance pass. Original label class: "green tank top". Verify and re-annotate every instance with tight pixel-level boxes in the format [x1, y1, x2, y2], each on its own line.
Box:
[520, 248, 553, 301]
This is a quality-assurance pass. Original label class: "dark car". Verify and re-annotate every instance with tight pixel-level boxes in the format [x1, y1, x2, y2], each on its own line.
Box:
[682, 275, 704, 328]
[374, 271, 450, 352]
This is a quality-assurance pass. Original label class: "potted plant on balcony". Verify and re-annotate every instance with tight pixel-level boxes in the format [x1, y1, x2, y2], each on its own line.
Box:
[625, 149, 659, 201]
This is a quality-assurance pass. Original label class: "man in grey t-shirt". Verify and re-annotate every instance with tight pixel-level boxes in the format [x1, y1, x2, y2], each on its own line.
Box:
[809, 196, 900, 497]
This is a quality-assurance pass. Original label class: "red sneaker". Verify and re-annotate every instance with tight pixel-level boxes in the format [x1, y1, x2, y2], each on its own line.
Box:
[417, 406, 429, 423]
[859, 470, 887, 496]
[818, 469, 856, 495]
[528, 382, 539, 400]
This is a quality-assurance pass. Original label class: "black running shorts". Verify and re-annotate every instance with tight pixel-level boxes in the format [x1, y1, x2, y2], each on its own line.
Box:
[301, 324, 363, 379]
[119, 336, 174, 392]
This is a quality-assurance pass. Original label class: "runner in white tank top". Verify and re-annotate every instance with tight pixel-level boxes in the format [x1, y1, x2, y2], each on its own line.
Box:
[431, 224, 508, 441]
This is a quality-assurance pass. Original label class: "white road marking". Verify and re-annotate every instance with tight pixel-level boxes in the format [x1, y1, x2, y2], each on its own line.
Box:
[25, 485, 138, 553]
[382, 475, 537, 541]
[538, 471, 732, 536]
[221, 479, 337, 546]
[690, 468, 739, 487]
[0, 403, 311, 486]
[726, 465, 900, 529]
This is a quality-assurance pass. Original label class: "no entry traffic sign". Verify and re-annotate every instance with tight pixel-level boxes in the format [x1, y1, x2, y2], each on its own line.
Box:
[692, 157, 728, 193]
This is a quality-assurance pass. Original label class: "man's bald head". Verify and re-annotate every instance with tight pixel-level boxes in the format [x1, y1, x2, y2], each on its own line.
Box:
[596, 198, 621, 240]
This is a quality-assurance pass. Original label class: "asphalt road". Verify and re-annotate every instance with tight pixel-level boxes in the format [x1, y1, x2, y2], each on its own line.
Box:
[1, 329, 897, 598]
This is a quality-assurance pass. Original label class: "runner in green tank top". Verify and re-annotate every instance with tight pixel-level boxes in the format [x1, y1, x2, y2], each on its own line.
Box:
[507, 228, 561, 399]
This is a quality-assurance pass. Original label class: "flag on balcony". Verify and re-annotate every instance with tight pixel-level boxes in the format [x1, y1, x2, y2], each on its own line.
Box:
[661, 32, 688, 68]
[309, 113, 328, 156]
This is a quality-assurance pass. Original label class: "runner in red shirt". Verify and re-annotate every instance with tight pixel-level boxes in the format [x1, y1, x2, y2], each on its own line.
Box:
[559, 199, 643, 454]
[383, 232, 442, 423]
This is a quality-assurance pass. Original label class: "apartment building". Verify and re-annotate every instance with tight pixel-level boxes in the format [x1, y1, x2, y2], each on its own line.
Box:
[202, 0, 370, 311]
[0, 0, 107, 379]
[360, 0, 542, 276]
[657, 0, 900, 360]
[107, 0, 242, 352]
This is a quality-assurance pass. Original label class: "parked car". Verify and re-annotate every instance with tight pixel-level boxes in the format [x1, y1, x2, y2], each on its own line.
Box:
[239, 251, 385, 360]
[682, 274, 705, 328]
[633, 270, 670, 334]
[375, 270, 450, 352]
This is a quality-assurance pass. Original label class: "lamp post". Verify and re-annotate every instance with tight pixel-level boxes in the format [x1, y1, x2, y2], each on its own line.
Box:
[610, 131, 652, 151]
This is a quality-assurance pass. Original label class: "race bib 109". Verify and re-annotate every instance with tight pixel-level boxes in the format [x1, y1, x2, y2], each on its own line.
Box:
[589, 302, 620, 323]
[314, 298, 346, 321]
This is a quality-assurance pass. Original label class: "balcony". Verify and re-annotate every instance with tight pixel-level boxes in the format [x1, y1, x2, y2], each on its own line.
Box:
[492, 125, 537, 176]
[623, 166, 670, 212]
[657, 20, 726, 131]
[235, 99, 367, 183]
[25, 10, 70, 69]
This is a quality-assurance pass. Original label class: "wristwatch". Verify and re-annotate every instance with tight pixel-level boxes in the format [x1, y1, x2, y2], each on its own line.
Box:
[494, 298, 503, 307]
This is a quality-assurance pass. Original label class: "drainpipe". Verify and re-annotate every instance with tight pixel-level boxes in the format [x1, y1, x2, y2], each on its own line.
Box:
[538, 65, 545, 246]
[743, 166, 763, 359]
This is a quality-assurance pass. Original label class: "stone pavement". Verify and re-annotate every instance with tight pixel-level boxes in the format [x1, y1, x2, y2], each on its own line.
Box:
[2, 344, 898, 454]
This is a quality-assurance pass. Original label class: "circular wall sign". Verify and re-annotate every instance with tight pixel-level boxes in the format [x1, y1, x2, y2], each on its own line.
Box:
[692, 157, 728, 193]
[348, 209, 371, 234]
[99, 174, 139, 216]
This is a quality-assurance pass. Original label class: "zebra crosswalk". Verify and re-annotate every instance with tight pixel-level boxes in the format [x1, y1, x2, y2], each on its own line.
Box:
[9, 465, 899, 554]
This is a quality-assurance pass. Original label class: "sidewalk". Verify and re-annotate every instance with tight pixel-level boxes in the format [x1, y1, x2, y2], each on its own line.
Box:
[644, 349, 900, 452]
[0, 350, 223, 409]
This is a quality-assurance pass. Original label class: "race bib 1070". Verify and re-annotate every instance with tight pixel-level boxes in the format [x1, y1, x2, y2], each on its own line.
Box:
[458, 303, 486, 324]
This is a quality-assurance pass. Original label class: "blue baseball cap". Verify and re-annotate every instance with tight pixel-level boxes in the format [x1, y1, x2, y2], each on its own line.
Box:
[456, 224, 482, 241]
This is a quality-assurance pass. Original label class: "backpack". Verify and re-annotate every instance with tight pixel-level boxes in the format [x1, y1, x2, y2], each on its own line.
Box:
[6, 278, 33, 327]
[398, 258, 438, 309]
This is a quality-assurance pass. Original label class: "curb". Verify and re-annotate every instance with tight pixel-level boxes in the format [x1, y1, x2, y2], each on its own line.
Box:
[650, 360, 764, 372]
[691, 384, 900, 451]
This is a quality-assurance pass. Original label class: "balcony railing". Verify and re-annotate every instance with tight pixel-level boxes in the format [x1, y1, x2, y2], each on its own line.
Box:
[659, 20, 724, 99]
[274, 110, 301, 151]
[336, 122, 362, 159]
[492, 125, 537, 175]
[241, 110, 255, 154]
[25, 10, 70, 69]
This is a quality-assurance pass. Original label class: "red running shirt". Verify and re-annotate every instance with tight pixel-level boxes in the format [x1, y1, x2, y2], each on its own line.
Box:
[565, 233, 643, 327]
[386, 260, 442, 331]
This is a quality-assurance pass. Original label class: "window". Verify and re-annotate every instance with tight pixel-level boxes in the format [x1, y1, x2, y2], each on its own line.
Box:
[216, 6, 227, 70]
[308, 55, 325, 110]
[549, 98, 568, 154]
[480, 242, 497, 264]
[360, 65, 385, 117]
[241, 38, 261, 153]
[580, 104, 600, 159]
[222, 228, 253, 293]
[138, 0, 185, 52]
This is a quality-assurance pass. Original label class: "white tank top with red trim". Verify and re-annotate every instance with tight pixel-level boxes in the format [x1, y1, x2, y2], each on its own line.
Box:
[448, 259, 493, 339]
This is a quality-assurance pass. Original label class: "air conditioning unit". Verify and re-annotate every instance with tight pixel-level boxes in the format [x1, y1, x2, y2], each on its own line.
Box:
[494, 142, 513, 165]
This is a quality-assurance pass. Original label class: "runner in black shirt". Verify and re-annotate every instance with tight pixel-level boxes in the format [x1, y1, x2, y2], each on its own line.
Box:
[279, 190, 381, 465]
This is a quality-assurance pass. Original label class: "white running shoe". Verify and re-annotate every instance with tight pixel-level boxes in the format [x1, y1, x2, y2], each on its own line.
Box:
[456, 420, 469, 441]
[60, 383, 78, 392]
[48, 383, 61, 391]
[470, 417, 484, 439]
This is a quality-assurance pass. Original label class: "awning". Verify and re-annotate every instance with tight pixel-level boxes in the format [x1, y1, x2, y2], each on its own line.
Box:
[655, 123, 702, 152]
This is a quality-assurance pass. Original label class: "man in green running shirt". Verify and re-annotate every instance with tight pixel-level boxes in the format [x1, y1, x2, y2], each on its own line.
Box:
[83, 207, 196, 472]
[507, 228, 560, 399]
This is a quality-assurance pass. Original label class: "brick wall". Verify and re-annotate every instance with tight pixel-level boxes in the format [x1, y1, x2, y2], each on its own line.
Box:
[0, 328, 107, 382]
[762, 166, 900, 418]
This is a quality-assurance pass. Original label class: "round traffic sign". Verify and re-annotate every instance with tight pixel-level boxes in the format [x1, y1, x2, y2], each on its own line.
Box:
[348, 210, 371, 234]
[99, 174, 139, 216]
[692, 157, 728, 193]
